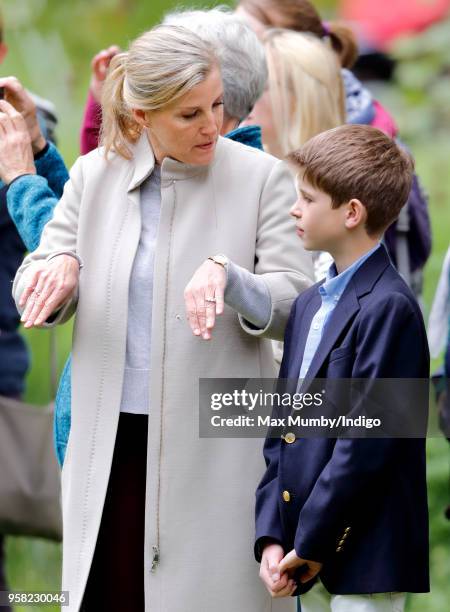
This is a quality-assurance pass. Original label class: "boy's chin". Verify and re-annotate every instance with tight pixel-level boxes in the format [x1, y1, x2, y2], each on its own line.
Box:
[303, 239, 323, 252]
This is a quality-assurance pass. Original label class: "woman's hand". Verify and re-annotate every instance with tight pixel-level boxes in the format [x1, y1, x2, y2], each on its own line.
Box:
[90, 45, 121, 103]
[0, 100, 36, 184]
[0, 76, 46, 154]
[19, 255, 80, 328]
[184, 260, 226, 340]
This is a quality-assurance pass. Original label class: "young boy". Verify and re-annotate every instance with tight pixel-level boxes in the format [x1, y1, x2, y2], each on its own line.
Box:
[255, 124, 429, 612]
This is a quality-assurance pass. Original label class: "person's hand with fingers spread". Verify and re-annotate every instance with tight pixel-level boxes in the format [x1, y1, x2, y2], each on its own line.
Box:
[90, 45, 121, 103]
[260, 543, 297, 598]
[184, 258, 226, 340]
[0, 76, 46, 154]
[278, 549, 323, 586]
[0, 99, 36, 185]
[19, 255, 80, 328]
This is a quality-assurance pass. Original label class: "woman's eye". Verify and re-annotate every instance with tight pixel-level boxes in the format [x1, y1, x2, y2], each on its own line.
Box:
[182, 111, 198, 120]
[214, 101, 224, 108]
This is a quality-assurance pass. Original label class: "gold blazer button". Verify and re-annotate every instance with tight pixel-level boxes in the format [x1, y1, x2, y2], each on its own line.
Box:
[284, 432, 296, 444]
[282, 490, 291, 502]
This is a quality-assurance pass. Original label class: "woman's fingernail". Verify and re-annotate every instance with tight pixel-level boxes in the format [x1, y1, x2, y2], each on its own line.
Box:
[194, 329, 200, 335]
[272, 573, 280, 582]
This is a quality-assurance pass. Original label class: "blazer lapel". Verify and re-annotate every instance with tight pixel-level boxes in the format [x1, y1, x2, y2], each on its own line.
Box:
[298, 245, 392, 391]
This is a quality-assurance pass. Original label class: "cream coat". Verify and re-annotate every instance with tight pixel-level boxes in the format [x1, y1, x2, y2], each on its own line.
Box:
[13, 134, 313, 612]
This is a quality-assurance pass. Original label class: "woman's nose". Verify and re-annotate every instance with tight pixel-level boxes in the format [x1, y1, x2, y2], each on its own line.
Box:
[201, 112, 218, 137]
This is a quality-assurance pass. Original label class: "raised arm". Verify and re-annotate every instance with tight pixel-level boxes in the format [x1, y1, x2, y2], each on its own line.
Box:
[0, 78, 70, 251]
[80, 46, 120, 154]
[183, 160, 314, 342]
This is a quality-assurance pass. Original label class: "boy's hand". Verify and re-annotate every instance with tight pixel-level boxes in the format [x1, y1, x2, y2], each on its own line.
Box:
[260, 543, 297, 598]
[278, 549, 323, 584]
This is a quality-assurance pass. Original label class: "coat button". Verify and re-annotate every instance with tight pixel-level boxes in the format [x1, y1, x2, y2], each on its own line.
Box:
[175, 314, 181, 320]
[282, 490, 291, 502]
[284, 432, 296, 444]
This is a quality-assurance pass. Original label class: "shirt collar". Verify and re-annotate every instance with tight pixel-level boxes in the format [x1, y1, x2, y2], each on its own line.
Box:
[319, 243, 381, 302]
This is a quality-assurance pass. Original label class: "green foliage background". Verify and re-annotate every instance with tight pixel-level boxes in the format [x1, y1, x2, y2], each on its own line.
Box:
[1, 1, 449, 610]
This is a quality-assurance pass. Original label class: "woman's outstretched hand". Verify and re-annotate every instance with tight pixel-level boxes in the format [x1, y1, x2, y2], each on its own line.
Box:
[19, 255, 80, 328]
[184, 259, 226, 340]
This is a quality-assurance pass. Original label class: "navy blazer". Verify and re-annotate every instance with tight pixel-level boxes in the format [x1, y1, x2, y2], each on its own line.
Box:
[255, 245, 430, 595]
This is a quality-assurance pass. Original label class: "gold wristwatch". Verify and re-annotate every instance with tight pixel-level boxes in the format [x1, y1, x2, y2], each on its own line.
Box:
[207, 254, 229, 269]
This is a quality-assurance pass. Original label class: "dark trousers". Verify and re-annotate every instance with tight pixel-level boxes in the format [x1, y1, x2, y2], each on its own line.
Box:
[81, 412, 148, 611]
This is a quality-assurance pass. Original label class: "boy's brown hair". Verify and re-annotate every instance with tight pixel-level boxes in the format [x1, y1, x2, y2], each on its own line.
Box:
[287, 124, 414, 236]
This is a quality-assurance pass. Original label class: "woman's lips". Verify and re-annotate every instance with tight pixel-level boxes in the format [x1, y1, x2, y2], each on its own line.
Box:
[196, 141, 214, 150]
[296, 227, 304, 237]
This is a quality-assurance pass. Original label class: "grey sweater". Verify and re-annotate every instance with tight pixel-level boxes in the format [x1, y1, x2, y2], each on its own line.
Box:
[120, 166, 271, 414]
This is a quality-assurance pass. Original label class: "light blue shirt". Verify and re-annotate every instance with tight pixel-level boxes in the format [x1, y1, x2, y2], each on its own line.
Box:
[298, 244, 381, 380]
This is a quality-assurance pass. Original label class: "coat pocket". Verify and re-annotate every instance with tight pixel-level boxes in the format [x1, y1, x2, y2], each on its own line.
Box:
[328, 346, 353, 363]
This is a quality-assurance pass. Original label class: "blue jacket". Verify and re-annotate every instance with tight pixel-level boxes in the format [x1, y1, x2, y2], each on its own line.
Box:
[7, 126, 263, 467]
[255, 245, 430, 594]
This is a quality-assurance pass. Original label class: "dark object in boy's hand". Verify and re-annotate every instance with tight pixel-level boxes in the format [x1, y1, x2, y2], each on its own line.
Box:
[291, 566, 318, 596]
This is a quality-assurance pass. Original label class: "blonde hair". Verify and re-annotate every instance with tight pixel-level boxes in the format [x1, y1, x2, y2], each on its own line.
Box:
[101, 24, 218, 159]
[263, 29, 346, 157]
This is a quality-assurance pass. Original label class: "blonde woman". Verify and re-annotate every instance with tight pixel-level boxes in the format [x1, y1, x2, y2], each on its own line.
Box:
[11, 24, 312, 612]
[242, 30, 345, 368]
[243, 28, 345, 161]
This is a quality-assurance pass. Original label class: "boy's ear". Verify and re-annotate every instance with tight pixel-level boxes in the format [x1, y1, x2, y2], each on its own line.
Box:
[344, 198, 367, 230]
